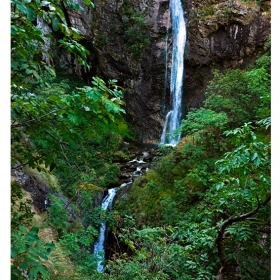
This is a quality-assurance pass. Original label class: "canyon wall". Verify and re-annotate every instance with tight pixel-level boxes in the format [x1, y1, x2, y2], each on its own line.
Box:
[56, 0, 270, 142]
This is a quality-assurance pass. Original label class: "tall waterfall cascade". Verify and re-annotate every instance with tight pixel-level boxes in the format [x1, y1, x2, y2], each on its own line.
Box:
[160, 0, 187, 145]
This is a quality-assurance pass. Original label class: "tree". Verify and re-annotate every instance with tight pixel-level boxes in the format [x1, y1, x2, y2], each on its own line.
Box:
[11, 0, 129, 173]
[212, 120, 271, 279]
[11, 2, 129, 278]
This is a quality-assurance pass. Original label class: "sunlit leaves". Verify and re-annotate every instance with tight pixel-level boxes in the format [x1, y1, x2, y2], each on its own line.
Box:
[11, 73, 127, 172]
[11, 0, 94, 82]
[180, 108, 228, 136]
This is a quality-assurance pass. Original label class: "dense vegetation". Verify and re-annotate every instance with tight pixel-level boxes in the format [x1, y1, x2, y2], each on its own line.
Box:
[111, 41, 271, 279]
[10, 0, 270, 279]
[11, 1, 131, 279]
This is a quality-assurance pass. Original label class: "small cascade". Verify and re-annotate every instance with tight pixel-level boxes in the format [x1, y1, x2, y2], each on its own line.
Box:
[92, 145, 157, 272]
[160, 0, 187, 145]
[160, 110, 173, 144]
[93, 188, 118, 272]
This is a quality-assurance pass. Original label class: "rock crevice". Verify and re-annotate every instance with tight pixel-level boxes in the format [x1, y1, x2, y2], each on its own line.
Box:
[52, 0, 270, 142]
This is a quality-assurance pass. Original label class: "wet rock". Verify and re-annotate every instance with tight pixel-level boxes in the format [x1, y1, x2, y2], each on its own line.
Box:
[47, 0, 270, 142]
[11, 166, 78, 220]
[92, 190, 105, 208]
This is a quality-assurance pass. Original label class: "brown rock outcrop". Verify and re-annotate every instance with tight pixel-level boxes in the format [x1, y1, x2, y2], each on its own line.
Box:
[55, 0, 270, 143]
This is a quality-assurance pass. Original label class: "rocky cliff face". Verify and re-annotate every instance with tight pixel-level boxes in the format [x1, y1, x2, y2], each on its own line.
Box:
[183, 0, 270, 117]
[57, 0, 270, 143]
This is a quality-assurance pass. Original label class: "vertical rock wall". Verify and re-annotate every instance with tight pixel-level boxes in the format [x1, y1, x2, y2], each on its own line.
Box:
[56, 0, 270, 143]
[182, 0, 271, 118]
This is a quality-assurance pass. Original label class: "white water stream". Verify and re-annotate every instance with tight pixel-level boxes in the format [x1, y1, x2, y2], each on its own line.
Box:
[93, 156, 148, 272]
[160, 0, 186, 145]
[93, 188, 118, 272]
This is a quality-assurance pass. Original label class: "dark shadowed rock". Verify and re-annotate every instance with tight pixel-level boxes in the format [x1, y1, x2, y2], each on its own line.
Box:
[49, 0, 270, 143]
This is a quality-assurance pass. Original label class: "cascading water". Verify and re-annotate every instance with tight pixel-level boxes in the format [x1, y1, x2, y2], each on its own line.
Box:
[93, 188, 118, 272]
[160, 0, 187, 145]
[92, 154, 150, 272]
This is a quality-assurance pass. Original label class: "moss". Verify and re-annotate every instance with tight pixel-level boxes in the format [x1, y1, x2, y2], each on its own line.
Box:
[24, 166, 61, 193]
[119, 0, 151, 59]
[111, 150, 131, 162]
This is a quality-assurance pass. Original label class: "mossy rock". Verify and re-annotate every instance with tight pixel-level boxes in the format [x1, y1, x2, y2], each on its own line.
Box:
[111, 151, 131, 162]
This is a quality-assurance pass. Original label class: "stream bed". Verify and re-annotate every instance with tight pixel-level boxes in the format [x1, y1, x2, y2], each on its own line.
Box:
[92, 143, 160, 272]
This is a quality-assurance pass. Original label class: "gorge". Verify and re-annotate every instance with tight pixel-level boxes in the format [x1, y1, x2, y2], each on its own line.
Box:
[51, 0, 271, 143]
[11, 0, 271, 279]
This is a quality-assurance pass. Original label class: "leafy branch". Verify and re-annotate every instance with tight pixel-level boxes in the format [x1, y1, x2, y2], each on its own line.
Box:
[215, 194, 271, 278]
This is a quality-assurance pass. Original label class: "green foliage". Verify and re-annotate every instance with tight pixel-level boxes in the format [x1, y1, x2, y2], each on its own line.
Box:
[10, 1, 271, 278]
[11, 0, 94, 83]
[11, 73, 128, 192]
[11, 181, 35, 230]
[101, 217, 217, 280]
[120, 0, 150, 58]
[197, 3, 215, 18]
[114, 51, 270, 279]
[179, 108, 228, 154]
[60, 226, 99, 252]
[214, 122, 270, 210]
[47, 194, 72, 235]
[116, 141, 215, 227]
[11, 226, 55, 280]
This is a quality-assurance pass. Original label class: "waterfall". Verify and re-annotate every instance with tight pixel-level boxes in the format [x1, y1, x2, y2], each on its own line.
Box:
[93, 188, 118, 272]
[160, 0, 186, 145]
[160, 110, 172, 143]
[92, 149, 155, 272]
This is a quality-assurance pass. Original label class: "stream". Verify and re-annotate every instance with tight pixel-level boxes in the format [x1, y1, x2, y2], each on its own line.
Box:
[92, 146, 157, 272]
[92, 0, 187, 270]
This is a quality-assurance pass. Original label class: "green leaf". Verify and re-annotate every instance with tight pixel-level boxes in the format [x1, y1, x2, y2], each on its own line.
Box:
[29, 227, 39, 234]
[25, 69, 33, 75]
[11, 248, 18, 259]
[68, 114, 79, 125]
[83, 0, 91, 5]
[19, 262, 28, 270]
[18, 225, 27, 233]
[38, 252, 49, 260]
[28, 267, 39, 280]
[11, 25, 18, 35]
[254, 157, 261, 166]
[45, 243, 56, 249]
[251, 153, 258, 161]
[52, 17, 60, 32]
[20, 64, 29, 70]
[45, 65, 56, 77]
[11, 61, 19, 70]
[15, 1, 27, 14]
[26, 7, 36, 21]
[18, 244, 27, 254]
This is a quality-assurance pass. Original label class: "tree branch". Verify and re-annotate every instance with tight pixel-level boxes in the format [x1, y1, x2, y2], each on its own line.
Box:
[215, 194, 271, 278]
[11, 108, 65, 129]
[44, 130, 69, 145]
